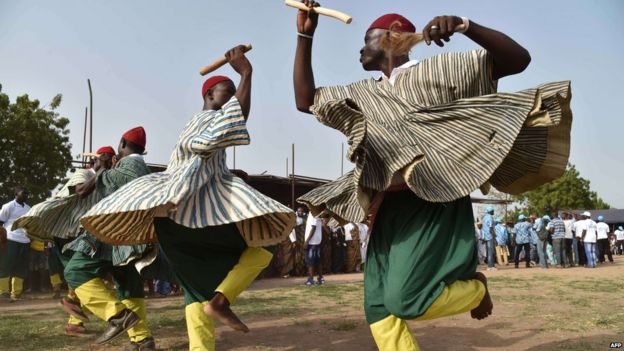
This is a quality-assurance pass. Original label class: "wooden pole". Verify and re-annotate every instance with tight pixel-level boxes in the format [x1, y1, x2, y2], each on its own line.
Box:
[233, 146, 236, 169]
[291, 143, 295, 210]
[82, 107, 88, 164]
[87, 79, 93, 152]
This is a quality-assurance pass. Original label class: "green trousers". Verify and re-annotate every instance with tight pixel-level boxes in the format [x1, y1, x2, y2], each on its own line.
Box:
[48, 237, 74, 276]
[64, 251, 143, 300]
[364, 191, 478, 324]
[0, 240, 30, 280]
[153, 218, 246, 305]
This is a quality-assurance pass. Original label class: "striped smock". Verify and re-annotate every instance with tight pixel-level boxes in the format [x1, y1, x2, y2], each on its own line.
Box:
[66, 155, 152, 266]
[12, 169, 101, 241]
[81, 97, 295, 247]
[299, 50, 572, 223]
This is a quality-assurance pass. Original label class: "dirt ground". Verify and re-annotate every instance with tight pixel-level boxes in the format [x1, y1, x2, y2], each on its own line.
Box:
[1, 257, 623, 351]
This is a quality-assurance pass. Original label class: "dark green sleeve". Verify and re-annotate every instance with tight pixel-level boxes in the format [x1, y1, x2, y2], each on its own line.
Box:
[95, 157, 148, 198]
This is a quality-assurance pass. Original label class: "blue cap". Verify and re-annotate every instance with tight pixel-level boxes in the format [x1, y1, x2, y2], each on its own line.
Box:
[542, 215, 551, 221]
[597, 215, 604, 221]
[518, 214, 526, 220]
[495, 217, 503, 223]
[486, 206, 494, 213]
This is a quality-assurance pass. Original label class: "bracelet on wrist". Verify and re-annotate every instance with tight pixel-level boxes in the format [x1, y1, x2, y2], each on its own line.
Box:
[298, 32, 314, 39]
[458, 17, 470, 33]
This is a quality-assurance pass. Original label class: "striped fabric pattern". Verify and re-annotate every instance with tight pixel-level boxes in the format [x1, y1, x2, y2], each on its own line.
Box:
[81, 97, 295, 247]
[300, 50, 572, 224]
[65, 155, 152, 266]
[12, 169, 101, 241]
[64, 230, 149, 266]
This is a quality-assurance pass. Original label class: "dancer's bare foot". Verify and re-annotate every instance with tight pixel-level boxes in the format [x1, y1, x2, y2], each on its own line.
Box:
[204, 292, 249, 333]
[471, 272, 493, 320]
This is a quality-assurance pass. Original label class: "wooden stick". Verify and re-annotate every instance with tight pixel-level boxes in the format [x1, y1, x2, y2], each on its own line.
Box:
[199, 44, 252, 76]
[427, 24, 466, 34]
[285, 0, 352, 24]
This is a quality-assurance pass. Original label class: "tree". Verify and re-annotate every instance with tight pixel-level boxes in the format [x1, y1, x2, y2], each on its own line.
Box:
[513, 163, 610, 215]
[0, 83, 72, 204]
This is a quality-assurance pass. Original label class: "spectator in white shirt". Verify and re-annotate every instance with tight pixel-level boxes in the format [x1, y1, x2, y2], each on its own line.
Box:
[614, 226, 624, 255]
[304, 213, 326, 285]
[609, 234, 618, 256]
[580, 212, 598, 268]
[343, 222, 361, 273]
[562, 213, 575, 266]
[358, 221, 370, 267]
[0, 186, 31, 301]
[572, 216, 587, 267]
[595, 216, 614, 264]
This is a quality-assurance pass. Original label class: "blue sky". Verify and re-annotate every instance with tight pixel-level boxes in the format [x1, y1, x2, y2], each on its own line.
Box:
[1, 0, 623, 207]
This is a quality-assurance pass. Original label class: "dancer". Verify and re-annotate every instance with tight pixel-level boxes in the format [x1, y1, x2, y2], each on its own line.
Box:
[63, 129, 155, 350]
[80, 46, 295, 351]
[293, 4, 571, 350]
[14, 146, 116, 335]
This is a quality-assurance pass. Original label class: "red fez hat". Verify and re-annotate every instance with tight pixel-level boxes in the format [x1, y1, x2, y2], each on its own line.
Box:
[122, 126, 146, 148]
[81, 146, 115, 158]
[368, 14, 416, 33]
[202, 75, 232, 98]
[96, 146, 115, 156]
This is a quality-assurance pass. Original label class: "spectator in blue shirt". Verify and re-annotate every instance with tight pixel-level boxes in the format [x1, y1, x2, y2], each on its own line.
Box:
[513, 215, 532, 268]
[475, 221, 486, 265]
[528, 216, 538, 265]
[494, 218, 509, 266]
[481, 207, 496, 270]
[534, 215, 550, 268]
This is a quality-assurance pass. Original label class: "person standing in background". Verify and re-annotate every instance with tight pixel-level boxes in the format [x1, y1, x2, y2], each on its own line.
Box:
[573, 214, 587, 267]
[563, 213, 575, 266]
[0, 186, 31, 302]
[595, 216, 613, 264]
[481, 207, 496, 271]
[304, 213, 325, 285]
[614, 226, 624, 255]
[513, 215, 532, 268]
[547, 212, 566, 268]
[494, 218, 509, 266]
[580, 212, 598, 268]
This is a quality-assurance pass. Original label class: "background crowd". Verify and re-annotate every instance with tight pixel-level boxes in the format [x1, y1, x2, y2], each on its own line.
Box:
[270, 207, 370, 285]
[3, 185, 622, 302]
[476, 207, 623, 271]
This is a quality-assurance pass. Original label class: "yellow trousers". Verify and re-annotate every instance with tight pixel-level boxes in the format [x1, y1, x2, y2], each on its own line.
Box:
[50, 273, 63, 292]
[65, 288, 86, 326]
[185, 247, 272, 351]
[186, 302, 215, 351]
[0, 277, 24, 296]
[370, 279, 485, 351]
[68, 314, 84, 326]
[74, 278, 151, 342]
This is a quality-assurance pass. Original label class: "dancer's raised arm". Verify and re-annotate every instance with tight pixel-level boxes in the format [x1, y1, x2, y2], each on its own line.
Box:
[421, 16, 531, 79]
[293, 0, 320, 113]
